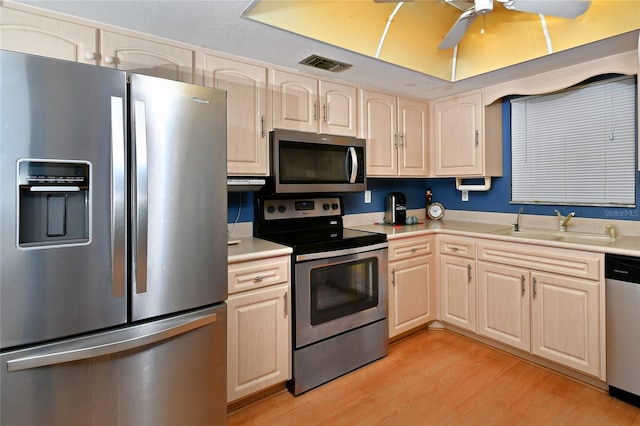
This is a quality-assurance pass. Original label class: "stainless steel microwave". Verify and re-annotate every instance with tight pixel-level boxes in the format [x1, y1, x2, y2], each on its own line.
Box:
[270, 129, 366, 193]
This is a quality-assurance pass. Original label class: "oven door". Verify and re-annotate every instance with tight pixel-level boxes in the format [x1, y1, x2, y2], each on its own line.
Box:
[294, 243, 388, 348]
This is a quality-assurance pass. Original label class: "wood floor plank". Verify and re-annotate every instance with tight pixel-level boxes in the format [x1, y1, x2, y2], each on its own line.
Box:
[228, 330, 640, 425]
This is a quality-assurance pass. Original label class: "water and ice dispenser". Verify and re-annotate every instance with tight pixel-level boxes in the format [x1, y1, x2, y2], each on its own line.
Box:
[18, 160, 91, 248]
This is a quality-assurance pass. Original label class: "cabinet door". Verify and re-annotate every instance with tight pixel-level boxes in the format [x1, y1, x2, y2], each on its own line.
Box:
[0, 6, 98, 64]
[388, 254, 435, 338]
[204, 55, 269, 175]
[440, 255, 476, 332]
[530, 272, 600, 376]
[101, 30, 195, 82]
[319, 80, 357, 136]
[360, 90, 398, 176]
[433, 91, 483, 176]
[227, 284, 290, 403]
[477, 262, 530, 351]
[272, 70, 318, 133]
[398, 98, 428, 176]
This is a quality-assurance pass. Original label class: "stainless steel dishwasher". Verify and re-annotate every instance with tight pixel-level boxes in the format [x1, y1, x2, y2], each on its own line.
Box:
[606, 253, 640, 408]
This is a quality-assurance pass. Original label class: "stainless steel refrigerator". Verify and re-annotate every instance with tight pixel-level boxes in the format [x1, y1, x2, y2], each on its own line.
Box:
[0, 50, 228, 425]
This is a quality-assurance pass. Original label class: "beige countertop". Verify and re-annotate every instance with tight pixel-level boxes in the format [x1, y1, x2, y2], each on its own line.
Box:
[227, 237, 292, 264]
[227, 220, 638, 261]
[352, 220, 640, 257]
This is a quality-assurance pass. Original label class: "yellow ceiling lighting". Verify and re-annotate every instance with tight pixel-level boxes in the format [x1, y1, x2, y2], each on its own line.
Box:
[244, 0, 640, 82]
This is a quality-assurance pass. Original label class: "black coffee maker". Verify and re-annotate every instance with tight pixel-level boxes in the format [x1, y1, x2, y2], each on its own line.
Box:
[384, 192, 406, 225]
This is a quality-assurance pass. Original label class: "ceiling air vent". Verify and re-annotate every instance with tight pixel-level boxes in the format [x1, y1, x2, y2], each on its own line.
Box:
[299, 55, 352, 73]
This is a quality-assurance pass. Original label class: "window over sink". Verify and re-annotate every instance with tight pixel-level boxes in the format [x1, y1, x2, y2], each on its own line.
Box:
[510, 75, 636, 207]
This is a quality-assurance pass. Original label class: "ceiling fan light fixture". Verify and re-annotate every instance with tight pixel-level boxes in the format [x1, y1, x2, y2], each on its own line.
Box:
[475, 0, 493, 14]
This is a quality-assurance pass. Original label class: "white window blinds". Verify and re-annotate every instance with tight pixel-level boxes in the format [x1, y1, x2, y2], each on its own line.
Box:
[511, 76, 636, 206]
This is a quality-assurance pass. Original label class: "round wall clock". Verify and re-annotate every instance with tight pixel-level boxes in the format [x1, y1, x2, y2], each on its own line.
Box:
[427, 202, 445, 220]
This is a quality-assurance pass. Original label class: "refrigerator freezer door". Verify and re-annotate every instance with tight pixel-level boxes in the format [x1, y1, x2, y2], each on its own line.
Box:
[1, 304, 227, 426]
[130, 74, 228, 321]
[0, 50, 128, 349]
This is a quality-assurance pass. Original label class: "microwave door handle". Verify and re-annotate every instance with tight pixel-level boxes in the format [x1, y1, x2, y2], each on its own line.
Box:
[346, 147, 358, 183]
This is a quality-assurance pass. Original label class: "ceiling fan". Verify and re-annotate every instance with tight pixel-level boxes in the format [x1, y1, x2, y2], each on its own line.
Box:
[439, 0, 592, 50]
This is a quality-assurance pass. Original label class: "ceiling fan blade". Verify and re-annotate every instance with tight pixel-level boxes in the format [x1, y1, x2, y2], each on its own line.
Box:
[439, 9, 478, 50]
[504, 0, 591, 18]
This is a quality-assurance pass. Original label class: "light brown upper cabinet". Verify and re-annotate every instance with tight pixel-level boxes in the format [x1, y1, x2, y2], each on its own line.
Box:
[432, 91, 502, 177]
[100, 30, 196, 83]
[0, 5, 98, 64]
[360, 89, 428, 177]
[204, 54, 269, 175]
[272, 70, 357, 137]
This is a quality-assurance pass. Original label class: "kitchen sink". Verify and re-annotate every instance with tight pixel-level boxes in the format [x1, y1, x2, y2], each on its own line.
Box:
[489, 228, 614, 245]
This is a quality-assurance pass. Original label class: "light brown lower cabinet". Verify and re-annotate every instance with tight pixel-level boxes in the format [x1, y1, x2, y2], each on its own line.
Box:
[476, 241, 603, 378]
[438, 236, 477, 333]
[227, 255, 291, 403]
[387, 235, 436, 338]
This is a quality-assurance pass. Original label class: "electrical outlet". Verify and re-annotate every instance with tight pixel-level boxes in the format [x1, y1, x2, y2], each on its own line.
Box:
[462, 190, 469, 202]
[364, 190, 372, 204]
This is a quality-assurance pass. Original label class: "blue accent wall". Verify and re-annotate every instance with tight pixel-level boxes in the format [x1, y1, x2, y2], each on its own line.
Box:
[229, 99, 639, 223]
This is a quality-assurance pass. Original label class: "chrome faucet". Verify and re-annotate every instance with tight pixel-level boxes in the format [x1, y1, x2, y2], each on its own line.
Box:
[514, 207, 524, 232]
[554, 210, 575, 231]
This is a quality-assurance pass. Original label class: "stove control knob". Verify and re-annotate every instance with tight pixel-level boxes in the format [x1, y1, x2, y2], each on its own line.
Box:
[331, 203, 339, 210]
[266, 206, 276, 214]
[323, 203, 330, 211]
[278, 205, 286, 213]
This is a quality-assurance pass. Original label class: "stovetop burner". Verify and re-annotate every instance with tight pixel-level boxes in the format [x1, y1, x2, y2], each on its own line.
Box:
[254, 196, 386, 255]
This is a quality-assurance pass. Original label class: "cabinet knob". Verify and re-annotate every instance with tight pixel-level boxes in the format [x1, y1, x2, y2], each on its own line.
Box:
[104, 56, 116, 65]
[84, 52, 97, 61]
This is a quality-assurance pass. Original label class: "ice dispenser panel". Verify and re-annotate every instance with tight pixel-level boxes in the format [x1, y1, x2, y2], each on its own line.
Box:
[18, 160, 91, 248]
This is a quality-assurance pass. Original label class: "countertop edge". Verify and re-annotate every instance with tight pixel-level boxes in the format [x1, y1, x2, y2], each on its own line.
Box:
[351, 221, 639, 257]
[227, 238, 293, 264]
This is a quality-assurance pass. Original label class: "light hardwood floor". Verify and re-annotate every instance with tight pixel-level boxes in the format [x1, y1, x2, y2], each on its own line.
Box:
[228, 329, 640, 425]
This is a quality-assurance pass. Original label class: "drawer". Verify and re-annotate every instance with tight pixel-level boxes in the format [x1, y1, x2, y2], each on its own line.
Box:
[228, 256, 290, 294]
[439, 237, 476, 259]
[388, 236, 433, 262]
[477, 241, 601, 281]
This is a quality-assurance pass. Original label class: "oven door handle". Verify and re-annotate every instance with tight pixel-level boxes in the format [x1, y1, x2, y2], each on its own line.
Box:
[296, 242, 388, 262]
[345, 147, 358, 183]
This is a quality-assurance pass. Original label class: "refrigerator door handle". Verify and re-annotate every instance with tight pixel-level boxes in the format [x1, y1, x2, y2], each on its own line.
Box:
[111, 96, 126, 298]
[132, 100, 149, 295]
[6, 312, 217, 372]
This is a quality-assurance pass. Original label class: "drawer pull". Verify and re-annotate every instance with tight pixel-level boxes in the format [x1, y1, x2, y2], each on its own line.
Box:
[467, 264, 472, 282]
[411, 247, 418, 252]
[253, 275, 264, 283]
[450, 246, 460, 252]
